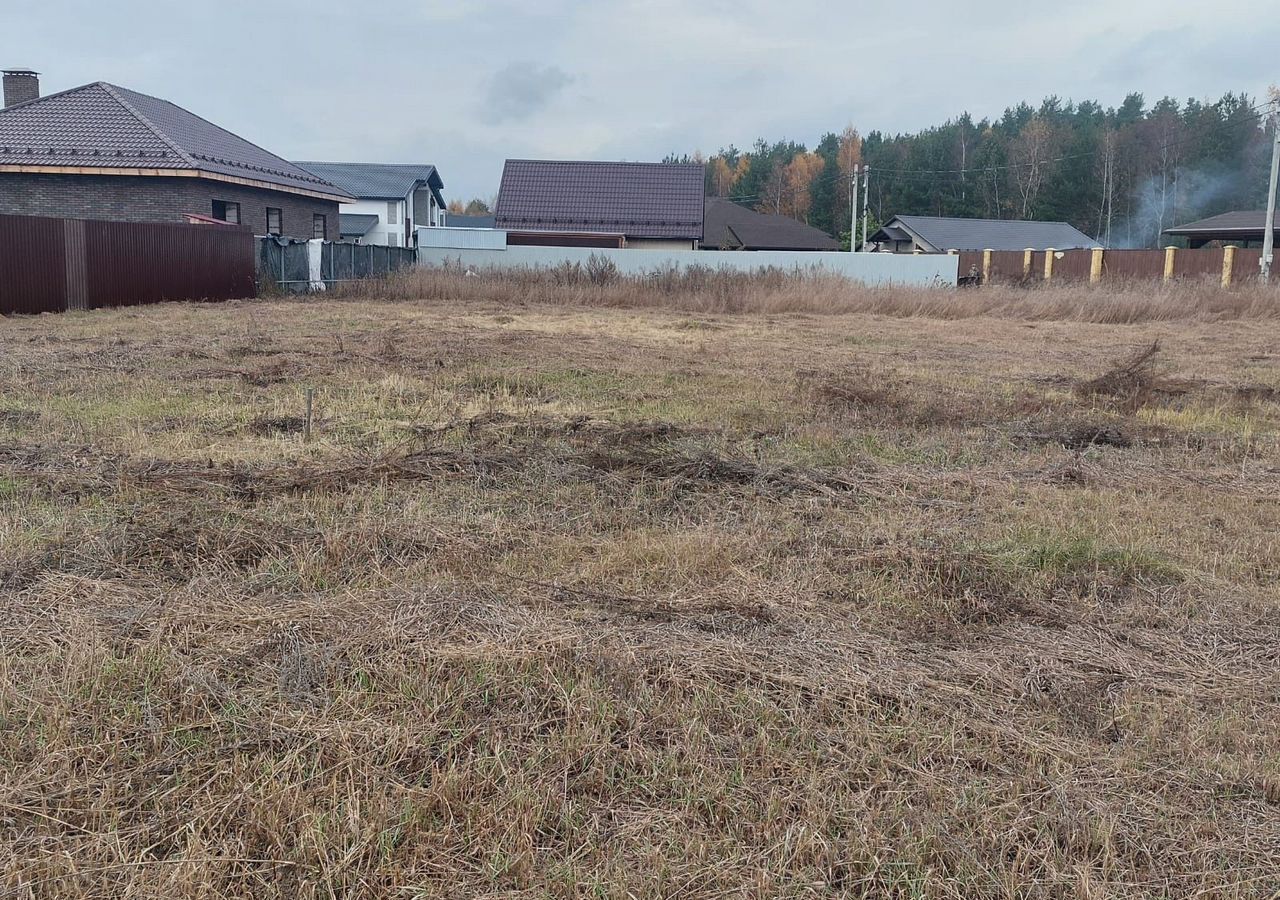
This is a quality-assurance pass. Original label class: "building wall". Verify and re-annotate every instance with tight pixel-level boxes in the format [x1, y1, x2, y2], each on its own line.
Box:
[412, 187, 440, 230]
[339, 197, 410, 246]
[0, 172, 340, 240]
[418, 243, 959, 287]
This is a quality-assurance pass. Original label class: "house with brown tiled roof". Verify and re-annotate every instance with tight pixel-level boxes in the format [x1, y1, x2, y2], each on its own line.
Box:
[0, 69, 352, 240]
[701, 198, 840, 251]
[494, 159, 705, 249]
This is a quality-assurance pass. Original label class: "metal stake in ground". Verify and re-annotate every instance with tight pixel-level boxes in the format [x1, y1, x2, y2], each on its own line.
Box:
[304, 388, 314, 443]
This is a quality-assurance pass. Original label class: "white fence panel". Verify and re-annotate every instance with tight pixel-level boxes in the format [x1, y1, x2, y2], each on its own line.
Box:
[416, 243, 957, 287]
[416, 226, 508, 251]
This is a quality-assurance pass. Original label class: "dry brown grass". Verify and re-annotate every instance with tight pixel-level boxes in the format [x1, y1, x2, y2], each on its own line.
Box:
[344, 263, 1280, 323]
[1, 286, 1279, 898]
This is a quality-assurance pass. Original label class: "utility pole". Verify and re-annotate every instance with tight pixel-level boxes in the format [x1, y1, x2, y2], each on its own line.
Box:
[861, 166, 871, 252]
[850, 164, 860, 253]
[1263, 96, 1280, 281]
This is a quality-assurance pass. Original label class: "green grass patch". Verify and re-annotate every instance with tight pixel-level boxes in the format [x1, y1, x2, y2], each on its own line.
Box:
[992, 529, 1182, 585]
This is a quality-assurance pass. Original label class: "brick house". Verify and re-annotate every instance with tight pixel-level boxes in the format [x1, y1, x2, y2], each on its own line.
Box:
[0, 70, 352, 239]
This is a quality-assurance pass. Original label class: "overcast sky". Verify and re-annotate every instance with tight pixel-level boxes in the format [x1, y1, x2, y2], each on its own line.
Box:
[6, 1, 1278, 202]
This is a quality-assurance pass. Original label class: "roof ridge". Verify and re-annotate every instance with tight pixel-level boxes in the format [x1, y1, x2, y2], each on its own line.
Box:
[0, 80, 105, 115]
[103, 83, 342, 191]
[898, 214, 1076, 227]
[506, 158, 703, 168]
[97, 82, 197, 168]
[299, 160, 437, 169]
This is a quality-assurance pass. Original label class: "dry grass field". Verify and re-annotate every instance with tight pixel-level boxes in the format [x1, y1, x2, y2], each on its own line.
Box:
[2, 273, 1279, 898]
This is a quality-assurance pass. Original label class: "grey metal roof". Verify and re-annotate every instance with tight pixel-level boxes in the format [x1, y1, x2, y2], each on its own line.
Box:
[1164, 210, 1279, 236]
[0, 82, 351, 200]
[443, 213, 496, 229]
[701, 198, 839, 251]
[339, 213, 379, 237]
[877, 215, 1102, 251]
[295, 161, 444, 205]
[495, 159, 705, 240]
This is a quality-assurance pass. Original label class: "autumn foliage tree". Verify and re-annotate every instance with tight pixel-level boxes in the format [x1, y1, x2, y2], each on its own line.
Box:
[677, 89, 1269, 247]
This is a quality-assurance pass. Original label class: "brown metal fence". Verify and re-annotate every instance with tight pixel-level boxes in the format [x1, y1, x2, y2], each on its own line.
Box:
[0, 215, 67, 314]
[1052, 250, 1094, 281]
[1173, 247, 1224, 280]
[0, 214, 254, 316]
[952, 246, 1264, 287]
[1234, 249, 1263, 281]
[1103, 250, 1167, 280]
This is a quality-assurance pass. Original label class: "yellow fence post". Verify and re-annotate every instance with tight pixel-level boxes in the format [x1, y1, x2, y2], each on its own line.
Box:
[982, 249, 992, 285]
[1163, 246, 1177, 283]
[1043, 249, 1056, 282]
[1222, 245, 1236, 289]
[1023, 248, 1033, 279]
[1090, 247, 1105, 284]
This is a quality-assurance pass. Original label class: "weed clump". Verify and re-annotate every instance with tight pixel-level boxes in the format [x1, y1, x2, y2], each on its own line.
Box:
[1076, 341, 1192, 412]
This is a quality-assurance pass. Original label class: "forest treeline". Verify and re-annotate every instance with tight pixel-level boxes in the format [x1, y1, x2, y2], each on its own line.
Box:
[667, 92, 1273, 248]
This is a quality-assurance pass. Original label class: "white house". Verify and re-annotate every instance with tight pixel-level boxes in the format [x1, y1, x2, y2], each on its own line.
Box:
[294, 161, 445, 246]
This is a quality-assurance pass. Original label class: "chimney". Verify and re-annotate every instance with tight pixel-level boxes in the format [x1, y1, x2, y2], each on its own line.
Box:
[3, 68, 40, 108]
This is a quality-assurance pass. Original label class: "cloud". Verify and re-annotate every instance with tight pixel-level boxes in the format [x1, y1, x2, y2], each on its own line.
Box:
[482, 62, 573, 125]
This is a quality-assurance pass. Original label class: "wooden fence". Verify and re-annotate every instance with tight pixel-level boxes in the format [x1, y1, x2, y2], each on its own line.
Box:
[0, 214, 255, 316]
[955, 246, 1263, 288]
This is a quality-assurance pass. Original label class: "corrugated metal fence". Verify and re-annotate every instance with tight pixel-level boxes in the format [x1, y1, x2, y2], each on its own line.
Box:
[956, 246, 1264, 286]
[0, 214, 255, 316]
[257, 237, 417, 292]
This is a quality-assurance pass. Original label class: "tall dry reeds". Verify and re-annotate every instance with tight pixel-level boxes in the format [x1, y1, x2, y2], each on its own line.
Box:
[332, 260, 1280, 323]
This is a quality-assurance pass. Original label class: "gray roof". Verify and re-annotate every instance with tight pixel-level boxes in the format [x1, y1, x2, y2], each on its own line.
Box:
[495, 159, 705, 240]
[0, 82, 351, 200]
[443, 213, 496, 229]
[875, 215, 1102, 251]
[1164, 210, 1279, 236]
[295, 161, 444, 205]
[339, 213, 379, 237]
[702, 198, 839, 251]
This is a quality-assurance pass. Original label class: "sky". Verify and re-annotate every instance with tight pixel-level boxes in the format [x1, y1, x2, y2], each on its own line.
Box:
[5, 0, 1278, 203]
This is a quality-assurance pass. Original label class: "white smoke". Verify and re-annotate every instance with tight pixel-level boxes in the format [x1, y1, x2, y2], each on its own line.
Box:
[1114, 168, 1242, 249]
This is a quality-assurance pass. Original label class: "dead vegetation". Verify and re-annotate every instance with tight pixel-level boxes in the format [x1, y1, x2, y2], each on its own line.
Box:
[340, 262, 1280, 323]
[1, 291, 1279, 898]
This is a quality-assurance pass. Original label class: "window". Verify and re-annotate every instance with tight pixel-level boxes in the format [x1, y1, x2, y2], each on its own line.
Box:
[387, 232, 400, 247]
[266, 208, 282, 235]
[211, 200, 240, 224]
[312, 214, 327, 239]
[386, 201, 399, 225]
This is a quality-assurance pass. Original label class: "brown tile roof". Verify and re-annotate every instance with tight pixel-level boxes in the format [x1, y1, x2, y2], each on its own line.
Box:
[495, 159, 704, 240]
[701, 198, 840, 251]
[873, 216, 1101, 251]
[0, 82, 351, 200]
[1164, 210, 1279, 236]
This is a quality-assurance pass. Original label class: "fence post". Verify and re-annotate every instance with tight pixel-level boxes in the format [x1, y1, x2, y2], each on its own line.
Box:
[1043, 249, 1056, 282]
[1090, 247, 1105, 284]
[982, 249, 992, 285]
[1222, 245, 1236, 289]
[1023, 248, 1034, 279]
[1163, 246, 1177, 283]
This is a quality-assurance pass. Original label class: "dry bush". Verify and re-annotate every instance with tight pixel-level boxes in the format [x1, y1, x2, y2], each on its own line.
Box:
[334, 263, 1280, 323]
[1076, 341, 1197, 412]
